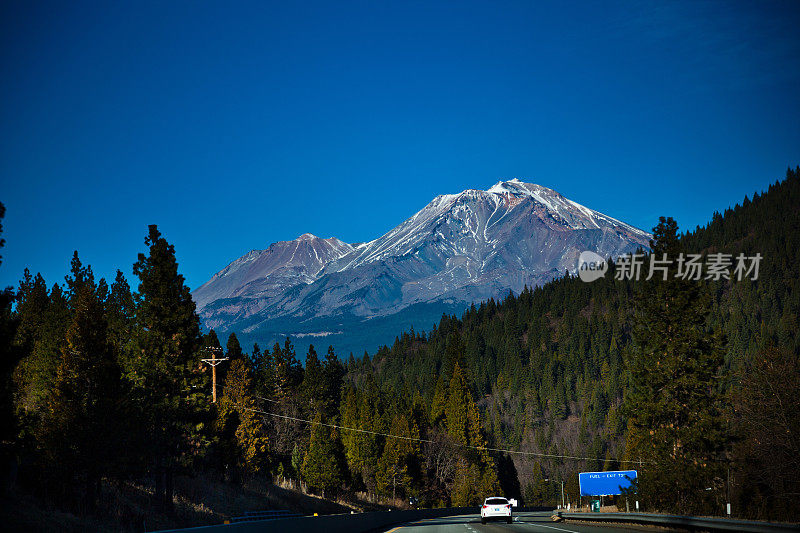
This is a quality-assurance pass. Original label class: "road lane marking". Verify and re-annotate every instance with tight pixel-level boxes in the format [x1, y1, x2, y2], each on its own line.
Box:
[524, 523, 581, 533]
[387, 514, 478, 531]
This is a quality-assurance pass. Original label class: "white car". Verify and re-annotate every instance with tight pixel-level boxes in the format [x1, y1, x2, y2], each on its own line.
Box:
[480, 496, 512, 524]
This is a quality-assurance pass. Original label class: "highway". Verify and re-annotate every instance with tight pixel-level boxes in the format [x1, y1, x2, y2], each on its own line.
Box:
[382, 511, 655, 533]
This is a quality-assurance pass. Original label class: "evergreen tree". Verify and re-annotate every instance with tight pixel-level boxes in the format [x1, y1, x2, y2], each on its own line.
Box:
[250, 342, 262, 382]
[129, 225, 209, 513]
[217, 358, 269, 475]
[321, 345, 344, 418]
[220, 332, 244, 386]
[376, 413, 419, 500]
[272, 339, 302, 402]
[106, 270, 135, 363]
[340, 378, 384, 491]
[623, 217, 727, 514]
[252, 341, 274, 398]
[429, 373, 448, 426]
[203, 329, 222, 351]
[14, 272, 70, 413]
[36, 281, 124, 510]
[444, 363, 499, 505]
[445, 364, 471, 445]
[226, 332, 243, 361]
[64, 251, 94, 308]
[302, 412, 345, 495]
[301, 344, 324, 412]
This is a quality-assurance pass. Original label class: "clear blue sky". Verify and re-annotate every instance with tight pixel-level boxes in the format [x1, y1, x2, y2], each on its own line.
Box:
[2, 0, 799, 291]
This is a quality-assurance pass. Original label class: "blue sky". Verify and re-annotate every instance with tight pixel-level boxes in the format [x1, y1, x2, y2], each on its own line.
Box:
[2, 0, 799, 291]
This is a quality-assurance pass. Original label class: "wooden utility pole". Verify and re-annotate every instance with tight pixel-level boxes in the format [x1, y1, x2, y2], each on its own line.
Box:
[201, 346, 228, 403]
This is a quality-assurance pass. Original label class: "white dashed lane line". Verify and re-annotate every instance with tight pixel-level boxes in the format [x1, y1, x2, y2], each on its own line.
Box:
[522, 522, 581, 532]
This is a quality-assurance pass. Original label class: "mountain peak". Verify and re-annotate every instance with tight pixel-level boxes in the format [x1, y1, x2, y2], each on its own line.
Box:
[488, 177, 524, 189]
[487, 178, 556, 196]
[194, 179, 651, 331]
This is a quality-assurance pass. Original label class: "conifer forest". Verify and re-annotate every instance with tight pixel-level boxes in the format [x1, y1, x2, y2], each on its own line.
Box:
[1, 169, 798, 529]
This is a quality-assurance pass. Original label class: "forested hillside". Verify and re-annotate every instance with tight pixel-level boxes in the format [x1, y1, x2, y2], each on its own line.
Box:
[360, 167, 799, 516]
[0, 168, 797, 530]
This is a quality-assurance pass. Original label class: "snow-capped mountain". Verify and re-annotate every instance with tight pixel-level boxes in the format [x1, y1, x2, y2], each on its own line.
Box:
[192, 234, 354, 319]
[193, 180, 650, 355]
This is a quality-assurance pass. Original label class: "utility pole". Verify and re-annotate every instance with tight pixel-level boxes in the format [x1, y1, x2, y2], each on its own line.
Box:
[201, 346, 228, 403]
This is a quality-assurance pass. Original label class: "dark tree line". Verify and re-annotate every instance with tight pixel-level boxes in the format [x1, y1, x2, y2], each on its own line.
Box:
[353, 167, 800, 519]
[0, 168, 798, 526]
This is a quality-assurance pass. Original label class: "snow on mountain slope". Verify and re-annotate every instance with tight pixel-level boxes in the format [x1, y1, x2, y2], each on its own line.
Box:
[325, 179, 648, 274]
[192, 234, 353, 311]
[192, 180, 651, 346]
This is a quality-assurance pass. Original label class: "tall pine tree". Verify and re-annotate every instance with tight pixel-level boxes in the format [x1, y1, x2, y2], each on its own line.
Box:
[623, 217, 727, 514]
[129, 225, 209, 514]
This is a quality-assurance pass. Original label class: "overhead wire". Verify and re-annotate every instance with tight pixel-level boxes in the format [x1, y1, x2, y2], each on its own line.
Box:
[211, 377, 648, 465]
[241, 404, 649, 465]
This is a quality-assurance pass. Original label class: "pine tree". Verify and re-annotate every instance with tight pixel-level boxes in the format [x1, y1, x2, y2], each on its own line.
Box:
[340, 377, 384, 491]
[226, 332, 243, 361]
[376, 413, 420, 500]
[219, 332, 244, 387]
[251, 342, 262, 381]
[272, 339, 302, 402]
[14, 270, 49, 352]
[107, 270, 134, 358]
[129, 225, 209, 513]
[623, 216, 727, 515]
[443, 331, 466, 378]
[302, 412, 345, 494]
[321, 345, 344, 418]
[14, 272, 70, 413]
[430, 373, 448, 427]
[217, 358, 269, 475]
[301, 345, 324, 412]
[445, 363, 499, 504]
[36, 281, 123, 510]
[445, 363, 471, 445]
[64, 251, 95, 308]
[252, 341, 274, 398]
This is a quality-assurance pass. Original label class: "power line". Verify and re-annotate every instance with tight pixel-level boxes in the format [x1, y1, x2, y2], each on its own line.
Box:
[212, 383, 280, 403]
[242, 405, 649, 465]
[211, 383, 647, 464]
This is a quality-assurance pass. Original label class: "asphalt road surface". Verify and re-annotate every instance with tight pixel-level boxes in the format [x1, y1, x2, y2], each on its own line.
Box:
[382, 511, 656, 533]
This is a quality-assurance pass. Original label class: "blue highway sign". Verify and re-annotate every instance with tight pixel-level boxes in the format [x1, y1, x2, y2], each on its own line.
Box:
[579, 470, 637, 496]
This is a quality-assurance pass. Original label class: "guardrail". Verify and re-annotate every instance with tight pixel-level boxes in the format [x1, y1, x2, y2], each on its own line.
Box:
[156, 506, 476, 533]
[229, 509, 302, 523]
[154, 506, 554, 533]
[555, 511, 799, 532]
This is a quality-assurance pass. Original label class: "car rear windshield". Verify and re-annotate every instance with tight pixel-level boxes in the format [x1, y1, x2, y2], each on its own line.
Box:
[486, 498, 508, 505]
